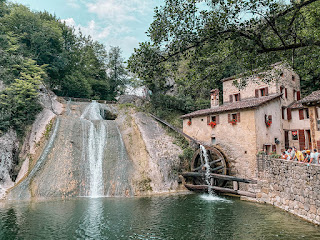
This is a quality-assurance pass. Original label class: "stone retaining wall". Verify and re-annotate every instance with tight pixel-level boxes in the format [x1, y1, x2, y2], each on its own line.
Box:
[256, 155, 320, 225]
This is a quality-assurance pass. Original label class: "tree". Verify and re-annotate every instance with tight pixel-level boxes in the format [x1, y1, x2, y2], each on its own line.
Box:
[107, 46, 128, 99]
[0, 59, 44, 135]
[128, 0, 320, 98]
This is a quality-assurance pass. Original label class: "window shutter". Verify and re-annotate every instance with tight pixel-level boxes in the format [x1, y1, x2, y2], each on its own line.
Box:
[216, 115, 220, 124]
[265, 87, 269, 96]
[238, 93, 241, 101]
[285, 88, 288, 98]
[317, 140, 320, 152]
[228, 114, 231, 123]
[287, 108, 292, 120]
[207, 115, 210, 125]
[297, 91, 301, 100]
[299, 109, 304, 120]
[255, 89, 259, 98]
[236, 112, 240, 122]
[229, 95, 233, 103]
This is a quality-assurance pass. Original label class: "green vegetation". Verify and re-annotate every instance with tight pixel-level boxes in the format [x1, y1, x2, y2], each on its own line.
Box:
[128, 0, 320, 101]
[43, 119, 54, 139]
[137, 176, 153, 192]
[0, 1, 128, 135]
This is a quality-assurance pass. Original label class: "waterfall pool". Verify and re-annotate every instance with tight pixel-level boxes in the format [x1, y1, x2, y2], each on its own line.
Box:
[0, 194, 319, 239]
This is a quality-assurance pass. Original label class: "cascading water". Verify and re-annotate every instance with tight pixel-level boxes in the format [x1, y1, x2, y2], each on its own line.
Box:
[8, 100, 133, 200]
[8, 118, 60, 199]
[80, 101, 106, 197]
[200, 145, 214, 195]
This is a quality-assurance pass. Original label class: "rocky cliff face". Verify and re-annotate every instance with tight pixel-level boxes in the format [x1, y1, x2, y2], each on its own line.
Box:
[0, 130, 18, 198]
[116, 107, 183, 194]
[0, 84, 63, 199]
[6, 100, 184, 200]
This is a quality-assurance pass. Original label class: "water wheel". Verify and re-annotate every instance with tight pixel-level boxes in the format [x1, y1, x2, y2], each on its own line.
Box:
[190, 146, 228, 187]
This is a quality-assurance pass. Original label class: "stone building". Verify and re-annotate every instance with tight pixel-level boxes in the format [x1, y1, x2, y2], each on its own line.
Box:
[181, 63, 320, 178]
[301, 90, 320, 150]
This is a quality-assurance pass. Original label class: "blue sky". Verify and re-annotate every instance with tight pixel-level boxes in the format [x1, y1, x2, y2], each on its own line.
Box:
[13, 0, 163, 59]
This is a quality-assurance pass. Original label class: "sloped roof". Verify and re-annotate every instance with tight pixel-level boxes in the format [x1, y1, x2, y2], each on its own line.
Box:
[181, 93, 282, 119]
[289, 100, 304, 109]
[301, 90, 320, 105]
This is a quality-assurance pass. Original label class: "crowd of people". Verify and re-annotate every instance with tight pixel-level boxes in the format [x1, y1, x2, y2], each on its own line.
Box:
[281, 147, 319, 164]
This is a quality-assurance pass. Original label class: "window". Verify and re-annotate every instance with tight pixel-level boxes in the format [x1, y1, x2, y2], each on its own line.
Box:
[292, 75, 295, 81]
[208, 115, 219, 125]
[299, 109, 304, 120]
[305, 109, 309, 119]
[256, 87, 268, 98]
[280, 86, 287, 99]
[211, 137, 216, 145]
[234, 93, 240, 101]
[280, 86, 284, 94]
[265, 114, 272, 127]
[232, 113, 237, 121]
[294, 90, 301, 101]
[282, 107, 286, 120]
[297, 91, 301, 100]
[292, 130, 298, 140]
[228, 112, 240, 124]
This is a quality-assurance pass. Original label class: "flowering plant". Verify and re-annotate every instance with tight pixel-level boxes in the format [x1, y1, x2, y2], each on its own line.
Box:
[209, 121, 216, 128]
[231, 119, 237, 125]
[266, 120, 272, 127]
[187, 120, 192, 126]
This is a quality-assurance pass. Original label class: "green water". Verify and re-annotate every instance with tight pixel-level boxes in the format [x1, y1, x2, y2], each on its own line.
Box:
[0, 194, 319, 240]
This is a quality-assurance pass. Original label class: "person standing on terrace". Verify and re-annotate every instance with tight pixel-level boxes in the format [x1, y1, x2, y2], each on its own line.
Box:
[295, 148, 305, 162]
[310, 149, 319, 164]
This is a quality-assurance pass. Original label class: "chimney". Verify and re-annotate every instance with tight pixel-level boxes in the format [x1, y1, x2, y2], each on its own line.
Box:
[210, 89, 219, 108]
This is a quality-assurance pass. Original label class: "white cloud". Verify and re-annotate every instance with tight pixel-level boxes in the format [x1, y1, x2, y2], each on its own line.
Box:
[86, 0, 153, 23]
[67, 0, 81, 9]
[62, 18, 112, 41]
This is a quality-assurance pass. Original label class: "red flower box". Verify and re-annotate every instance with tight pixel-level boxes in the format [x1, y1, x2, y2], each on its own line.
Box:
[209, 121, 216, 128]
[266, 120, 272, 127]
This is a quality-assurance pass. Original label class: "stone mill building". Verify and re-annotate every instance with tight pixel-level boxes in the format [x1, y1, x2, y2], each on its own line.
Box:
[181, 63, 320, 179]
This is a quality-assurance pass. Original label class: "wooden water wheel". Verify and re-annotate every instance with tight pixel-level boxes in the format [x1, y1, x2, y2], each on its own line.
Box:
[190, 146, 228, 187]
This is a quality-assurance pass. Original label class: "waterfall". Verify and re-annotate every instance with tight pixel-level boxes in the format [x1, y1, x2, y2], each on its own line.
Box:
[200, 145, 214, 195]
[81, 101, 106, 197]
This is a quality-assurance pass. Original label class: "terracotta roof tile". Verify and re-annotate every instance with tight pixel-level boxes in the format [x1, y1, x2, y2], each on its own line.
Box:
[301, 90, 320, 105]
[181, 94, 282, 119]
[289, 100, 304, 109]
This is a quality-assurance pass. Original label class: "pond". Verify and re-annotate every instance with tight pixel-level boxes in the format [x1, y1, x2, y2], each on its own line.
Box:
[0, 194, 319, 240]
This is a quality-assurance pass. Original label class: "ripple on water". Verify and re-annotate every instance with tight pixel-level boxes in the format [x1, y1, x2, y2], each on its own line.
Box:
[199, 194, 232, 203]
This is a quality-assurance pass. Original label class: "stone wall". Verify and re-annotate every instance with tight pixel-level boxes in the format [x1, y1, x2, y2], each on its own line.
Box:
[222, 65, 300, 105]
[256, 155, 320, 225]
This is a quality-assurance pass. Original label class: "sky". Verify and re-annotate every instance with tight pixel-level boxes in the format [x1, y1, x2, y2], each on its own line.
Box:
[13, 0, 163, 60]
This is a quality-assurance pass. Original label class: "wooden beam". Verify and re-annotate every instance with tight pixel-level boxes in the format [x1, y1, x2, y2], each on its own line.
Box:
[184, 184, 256, 198]
[180, 172, 257, 184]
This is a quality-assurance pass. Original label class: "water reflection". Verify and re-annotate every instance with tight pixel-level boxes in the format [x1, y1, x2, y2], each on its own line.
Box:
[76, 198, 105, 238]
[0, 194, 319, 240]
